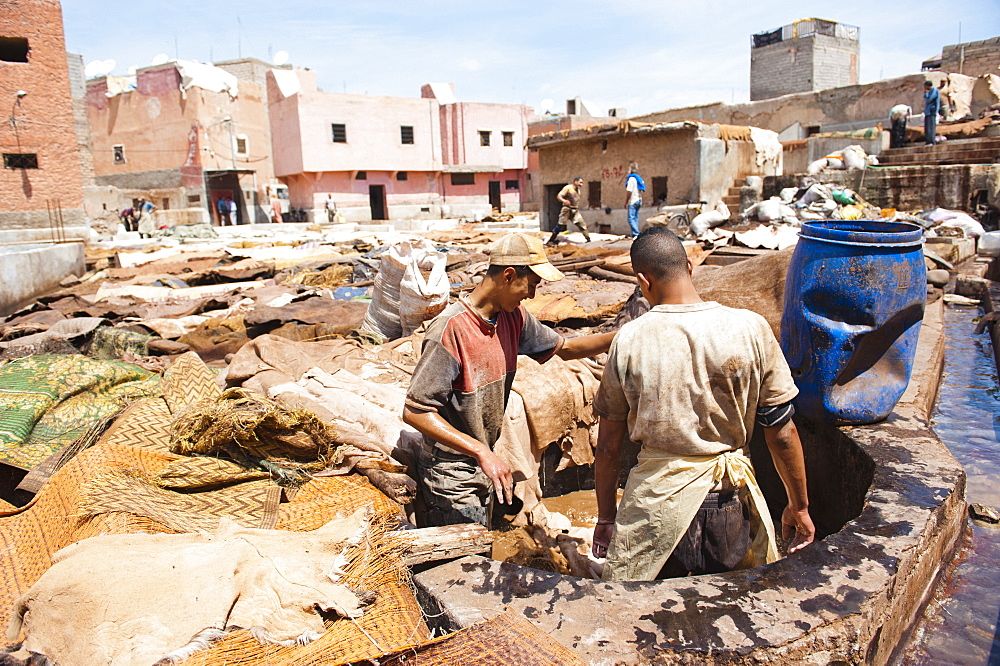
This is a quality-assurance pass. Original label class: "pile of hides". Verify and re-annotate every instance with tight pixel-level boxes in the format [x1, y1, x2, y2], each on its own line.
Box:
[7, 508, 375, 666]
[170, 387, 340, 481]
[807, 144, 875, 174]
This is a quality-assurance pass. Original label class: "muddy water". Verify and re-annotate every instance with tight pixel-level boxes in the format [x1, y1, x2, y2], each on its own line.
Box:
[898, 301, 1000, 664]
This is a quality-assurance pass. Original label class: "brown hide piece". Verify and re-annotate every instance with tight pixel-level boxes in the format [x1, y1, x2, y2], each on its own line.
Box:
[9, 509, 372, 666]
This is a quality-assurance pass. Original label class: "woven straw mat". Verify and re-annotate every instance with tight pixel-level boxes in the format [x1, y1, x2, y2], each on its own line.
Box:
[0, 352, 429, 664]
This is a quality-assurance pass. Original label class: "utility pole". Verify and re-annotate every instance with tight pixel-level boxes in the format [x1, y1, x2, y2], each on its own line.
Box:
[225, 116, 236, 169]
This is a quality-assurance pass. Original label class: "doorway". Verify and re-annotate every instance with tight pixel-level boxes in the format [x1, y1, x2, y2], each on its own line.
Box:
[369, 184, 387, 220]
[488, 180, 501, 211]
[543, 184, 564, 231]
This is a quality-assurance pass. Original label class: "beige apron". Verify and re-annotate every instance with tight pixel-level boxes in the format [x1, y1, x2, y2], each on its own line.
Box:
[602, 448, 778, 582]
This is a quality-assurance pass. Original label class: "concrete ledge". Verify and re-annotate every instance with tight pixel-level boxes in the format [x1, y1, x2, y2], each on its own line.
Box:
[0, 243, 86, 317]
[414, 299, 966, 664]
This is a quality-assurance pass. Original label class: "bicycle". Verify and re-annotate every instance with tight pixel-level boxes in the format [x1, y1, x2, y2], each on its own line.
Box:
[660, 197, 708, 236]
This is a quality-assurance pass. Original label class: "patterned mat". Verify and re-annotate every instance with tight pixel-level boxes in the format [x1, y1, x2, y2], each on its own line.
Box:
[0, 354, 160, 470]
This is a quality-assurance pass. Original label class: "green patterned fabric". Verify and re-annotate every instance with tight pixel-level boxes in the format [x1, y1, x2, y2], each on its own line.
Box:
[0, 355, 160, 469]
[88, 326, 153, 361]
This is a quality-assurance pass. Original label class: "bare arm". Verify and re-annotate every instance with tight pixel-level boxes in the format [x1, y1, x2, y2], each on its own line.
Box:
[402, 405, 514, 504]
[556, 331, 615, 361]
[592, 416, 627, 557]
[763, 419, 815, 553]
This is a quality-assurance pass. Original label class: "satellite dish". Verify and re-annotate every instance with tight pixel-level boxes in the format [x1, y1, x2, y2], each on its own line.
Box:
[127, 65, 138, 75]
[85, 58, 116, 78]
[539, 98, 555, 114]
[150, 53, 170, 66]
[273, 50, 289, 66]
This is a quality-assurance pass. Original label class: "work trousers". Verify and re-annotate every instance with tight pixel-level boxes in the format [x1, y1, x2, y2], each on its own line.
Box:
[415, 442, 492, 527]
[656, 489, 752, 578]
[627, 200, 642, 238]
[548, 206, 591, 243]
[890, 118, 907, 149]
[924, 113, 937, 146]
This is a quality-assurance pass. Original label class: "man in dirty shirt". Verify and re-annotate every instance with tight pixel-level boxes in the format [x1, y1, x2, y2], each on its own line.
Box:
[404, 233, 614, 527]
[592, 226, 814, 581]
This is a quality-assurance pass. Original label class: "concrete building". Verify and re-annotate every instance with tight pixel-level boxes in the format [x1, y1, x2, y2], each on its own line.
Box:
[267, 70, 530, 222]
[85, 60, 275, 226]
[750, 19, 859, 101]
[935, 36, 1000, 78]
[527, 121, 781, 235]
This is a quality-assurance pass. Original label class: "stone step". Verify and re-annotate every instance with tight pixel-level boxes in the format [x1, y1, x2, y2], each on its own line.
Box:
[879, 148, 1000, 166]
[881, 137, 1000, 158]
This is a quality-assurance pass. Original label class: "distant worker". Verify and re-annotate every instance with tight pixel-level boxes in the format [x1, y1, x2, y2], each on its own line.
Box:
[547, 177, 591, 245]
[924, 80, 940, 146]
[326, 194, 337, 223]
[136, 198, 156, 238]
[938, 80, 952, 122]
[403, 233, 614, 527]
[623, 163, 645, 238]
[888, 104, 911, 149]
[118, 206, 136, 233]
[270, 192, 283, 224]
[228, 196, 239, 226]
[592, 226, 814, 581]
[216, 196, 228, 226]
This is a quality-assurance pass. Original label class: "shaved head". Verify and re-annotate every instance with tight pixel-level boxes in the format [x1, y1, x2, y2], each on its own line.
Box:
[630, 226, 688, 283]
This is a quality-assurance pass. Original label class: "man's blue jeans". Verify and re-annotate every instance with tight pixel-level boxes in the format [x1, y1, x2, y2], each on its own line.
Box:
[627, 201, 641, 237]
[924, 114, 937, 146]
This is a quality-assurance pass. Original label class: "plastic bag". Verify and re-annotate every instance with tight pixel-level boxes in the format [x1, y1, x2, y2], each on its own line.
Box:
[841, 145, 867, 171]
[361, 239, 445, 341]
[691, 210, 726, 237]
[399, 252, 449, 336]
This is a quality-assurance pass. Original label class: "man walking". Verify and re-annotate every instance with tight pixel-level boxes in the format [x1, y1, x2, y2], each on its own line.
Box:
[547, 177, 591, 244]
[623, 164, 644, 238]
[591, 227, 814, 581]
[924, 80, 940, 147]
[403, 233, 614, 527]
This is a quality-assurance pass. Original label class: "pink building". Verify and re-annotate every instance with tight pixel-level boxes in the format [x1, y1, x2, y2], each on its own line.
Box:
[267, 71, 529, 221]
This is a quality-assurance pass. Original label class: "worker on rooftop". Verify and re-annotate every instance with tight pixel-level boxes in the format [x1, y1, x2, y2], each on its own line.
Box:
[403, 233, 614, 527]
[592, 226, 814, 580]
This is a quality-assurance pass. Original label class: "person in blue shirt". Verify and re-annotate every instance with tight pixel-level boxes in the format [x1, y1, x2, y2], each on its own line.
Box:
[623, 164, 645, 238]
[923, 80, 940, 147]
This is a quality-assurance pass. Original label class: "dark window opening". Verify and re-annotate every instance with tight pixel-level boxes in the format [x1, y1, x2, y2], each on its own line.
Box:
[566, 100, 577, 115]
[161, 198, 170, 210]
[0, 37, 29, 63]
[113, 145, 125, 164]
[187, 194, 201, 204]
[505, 179, 519, 191]
[502, 131, 514, 147]
[400, 125, 414, 144]
[420, 207, 430, 213]
[588, 181, 601, 208]
[355, 171, 367, 180]
[3, 153, 38, 169]
[651, 176, 668, 205]
[235, 137, 248, 154]
[478, 131, 491, 147]
[331, 123, 347, 143]
[805, 125, 821, 137]
[601, 140, 608, 152]
[397, 171, 408, 181]
[451, 173, 475, 186]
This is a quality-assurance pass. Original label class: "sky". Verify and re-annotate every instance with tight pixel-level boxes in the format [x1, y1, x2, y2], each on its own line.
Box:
[61, 1, 1000, 117]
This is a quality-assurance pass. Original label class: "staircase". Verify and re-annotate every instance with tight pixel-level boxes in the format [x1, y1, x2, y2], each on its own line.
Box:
[722, 180, 745, 214]
[878, 136, 1000, 167]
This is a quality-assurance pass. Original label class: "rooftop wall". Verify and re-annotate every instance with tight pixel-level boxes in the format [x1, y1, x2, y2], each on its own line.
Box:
[940, 37, 1000, 78]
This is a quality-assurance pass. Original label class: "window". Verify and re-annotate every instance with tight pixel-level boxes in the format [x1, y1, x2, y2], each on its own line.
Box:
[331, 123, 347, 143]
[0, 37, 29, 63]
[502, 131, 514, 147]
[235, 135, 248, 156]
[397, 171, 408, 181]
[113, 145, 125, 164]
[450, 173, 475, 186]
[355, 171, 367, 180]
[3, 153, 38, 169]
[187, 194, 201, 204]
[478, 131, 491, 147]
[588, 181, 601, 208]
[505, 180, 519, 191]
[566, 100, 577, 115]
[651, 177, 668, 205]
[601, 140, 608, 152]
[161, 198, 170, 210]
[400, 125, 414, 144]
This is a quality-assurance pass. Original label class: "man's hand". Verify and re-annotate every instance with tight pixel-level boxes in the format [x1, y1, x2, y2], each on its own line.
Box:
[477, 449, 514, 505]
[781, 505, 815, 553]
[592, 522, 614, 558]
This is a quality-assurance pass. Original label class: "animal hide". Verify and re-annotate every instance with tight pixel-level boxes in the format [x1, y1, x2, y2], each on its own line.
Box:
[7, 507, 373, 666]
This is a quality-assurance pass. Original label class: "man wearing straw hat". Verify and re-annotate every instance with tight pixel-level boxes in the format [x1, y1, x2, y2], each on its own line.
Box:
[403, 232, 615, 527]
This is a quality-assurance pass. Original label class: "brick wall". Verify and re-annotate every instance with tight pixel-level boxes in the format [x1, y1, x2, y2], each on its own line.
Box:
[941, 37, 1000, 77]
[0, 0, 85, 229]
[751, 34, 859, 101]
[67, 53, 95, 187]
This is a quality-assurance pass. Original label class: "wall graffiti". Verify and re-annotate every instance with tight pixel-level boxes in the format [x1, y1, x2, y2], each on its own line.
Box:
[601, 164, 626, 181]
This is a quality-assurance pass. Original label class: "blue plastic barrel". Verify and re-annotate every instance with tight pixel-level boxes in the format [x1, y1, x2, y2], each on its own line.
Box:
[780, 221, 926, 425]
